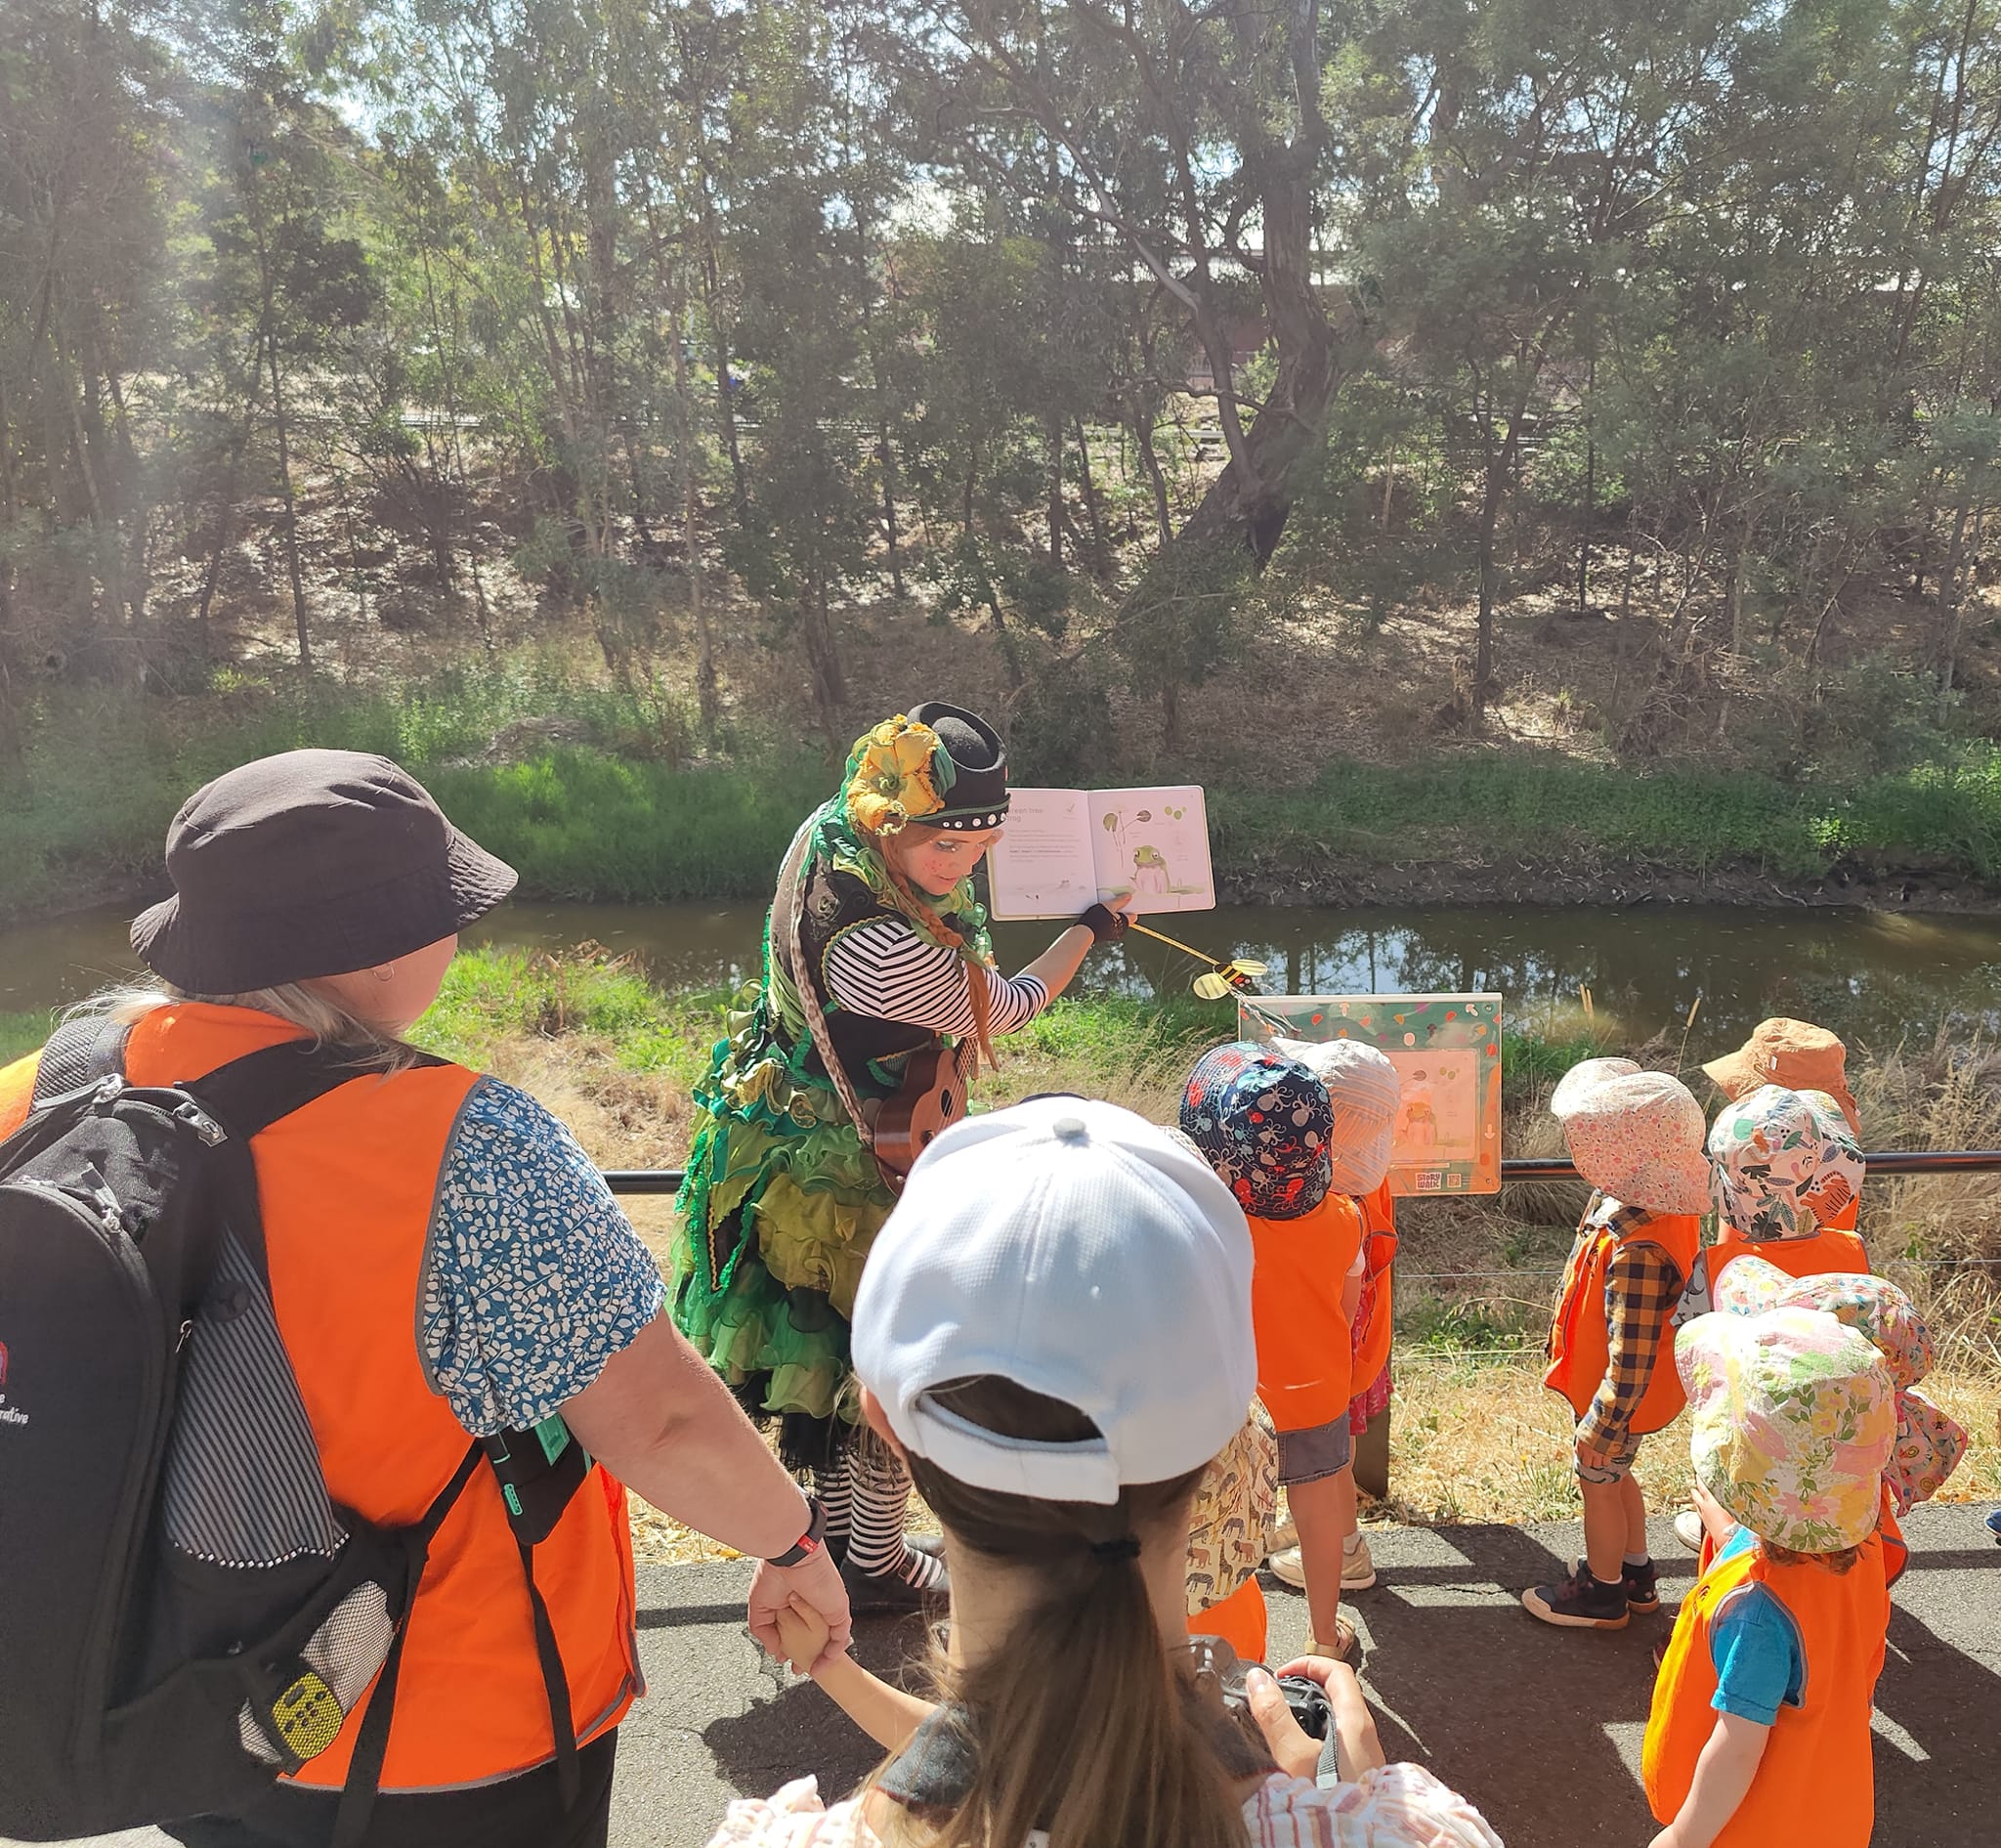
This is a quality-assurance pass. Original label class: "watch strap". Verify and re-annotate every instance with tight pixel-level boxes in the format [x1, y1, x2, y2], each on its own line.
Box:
[763, 1493, 827, 1568]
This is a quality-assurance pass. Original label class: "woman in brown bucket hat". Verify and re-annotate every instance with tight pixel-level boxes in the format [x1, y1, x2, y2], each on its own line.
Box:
[0, 750, 850, 1848]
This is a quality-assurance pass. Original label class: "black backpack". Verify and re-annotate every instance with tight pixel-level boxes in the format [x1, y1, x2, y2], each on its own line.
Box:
[0, 1021, 578, 1844]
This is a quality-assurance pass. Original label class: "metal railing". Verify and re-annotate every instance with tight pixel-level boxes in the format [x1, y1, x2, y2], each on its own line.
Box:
[601, 1150, 2001, 1195]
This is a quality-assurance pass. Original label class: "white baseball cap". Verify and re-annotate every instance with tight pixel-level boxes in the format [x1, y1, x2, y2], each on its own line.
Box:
[851, 1096, 1256, 1506]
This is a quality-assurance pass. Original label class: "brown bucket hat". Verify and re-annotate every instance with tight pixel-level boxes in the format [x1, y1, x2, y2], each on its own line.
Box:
[130, 750, 517, 994]
[1701, 1016, 1859, 1135]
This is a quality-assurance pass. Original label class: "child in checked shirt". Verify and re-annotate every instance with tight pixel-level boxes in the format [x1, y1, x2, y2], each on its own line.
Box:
[1524, 1058, 1710, 1631]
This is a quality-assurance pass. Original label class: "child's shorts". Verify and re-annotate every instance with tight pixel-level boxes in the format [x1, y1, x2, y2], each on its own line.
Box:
[1277, 1416, 1353, 1487]
[1574, 1425, 1642, 1484]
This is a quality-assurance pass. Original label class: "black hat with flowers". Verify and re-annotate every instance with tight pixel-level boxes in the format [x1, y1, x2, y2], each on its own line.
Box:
[907, 701, 1009, 832]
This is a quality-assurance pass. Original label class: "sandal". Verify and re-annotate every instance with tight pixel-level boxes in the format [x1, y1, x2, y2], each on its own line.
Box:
[1310, 1617, 1359, 1662]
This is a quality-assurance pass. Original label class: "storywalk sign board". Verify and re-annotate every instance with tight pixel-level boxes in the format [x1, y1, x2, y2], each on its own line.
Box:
[1241, 994, 1505, 1197]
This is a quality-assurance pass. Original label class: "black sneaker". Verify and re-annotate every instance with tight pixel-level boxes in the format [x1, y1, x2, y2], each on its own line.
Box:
[1622, 1557, 1660, 1614]
[1521, 1565, 1630, 1630]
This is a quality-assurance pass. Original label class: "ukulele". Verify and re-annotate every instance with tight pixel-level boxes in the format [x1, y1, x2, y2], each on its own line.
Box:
[873, 1040, 975, 1183]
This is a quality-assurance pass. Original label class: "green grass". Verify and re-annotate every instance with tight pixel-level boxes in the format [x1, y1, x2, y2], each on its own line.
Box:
[0, 1010, 55, 1068]
[412, 946, 734, 1090]
[1213, 752, 2001, 881]
[11, 656, 2001, 926]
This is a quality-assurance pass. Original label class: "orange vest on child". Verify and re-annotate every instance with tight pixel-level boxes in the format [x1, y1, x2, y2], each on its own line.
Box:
[1250, 1192, 1364, 1435]
[0, 1007, 642, 1792]
[1644, 1530, 1888, 1848]
[1710, 1197, 1866, 1293]
[1348, 1182, 1398, 1397]
[1544, 1209, 1701, 1436]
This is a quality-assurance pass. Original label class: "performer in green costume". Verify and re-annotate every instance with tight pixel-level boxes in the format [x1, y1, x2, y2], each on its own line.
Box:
[669, 702, 1128, 1608]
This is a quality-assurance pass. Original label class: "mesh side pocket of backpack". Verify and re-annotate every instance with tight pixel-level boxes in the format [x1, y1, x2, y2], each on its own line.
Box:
[164, 1229, 345, 1568]
[234, 1579, 397, 1766]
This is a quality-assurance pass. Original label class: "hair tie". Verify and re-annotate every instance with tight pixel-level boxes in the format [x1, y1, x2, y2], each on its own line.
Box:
[1089, 1535, 1141, 1564]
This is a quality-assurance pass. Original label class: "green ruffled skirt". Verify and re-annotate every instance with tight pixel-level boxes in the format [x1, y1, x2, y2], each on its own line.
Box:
[669, 989, 896, 1434]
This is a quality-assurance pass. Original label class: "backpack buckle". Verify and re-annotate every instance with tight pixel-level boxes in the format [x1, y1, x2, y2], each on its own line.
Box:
[173, 1101, 228, 1147]
[92, 1075, 123, 1104]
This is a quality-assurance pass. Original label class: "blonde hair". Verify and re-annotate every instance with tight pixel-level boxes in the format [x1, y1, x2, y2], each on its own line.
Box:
[70, 981, 427, 1075]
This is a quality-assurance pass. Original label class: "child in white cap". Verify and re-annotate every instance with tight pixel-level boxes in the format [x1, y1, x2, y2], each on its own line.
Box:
[1643, 1297, 1898, 1848]
[721, 1096, 1502, 1848]
[1524, 1059, 1710, 1631]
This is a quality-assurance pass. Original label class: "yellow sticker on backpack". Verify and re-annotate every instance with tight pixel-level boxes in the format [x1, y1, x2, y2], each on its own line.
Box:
[272, 1668, 344, 1760]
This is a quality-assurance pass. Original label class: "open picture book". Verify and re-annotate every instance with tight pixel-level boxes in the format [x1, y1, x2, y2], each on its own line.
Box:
[985, 785, 1215, 920]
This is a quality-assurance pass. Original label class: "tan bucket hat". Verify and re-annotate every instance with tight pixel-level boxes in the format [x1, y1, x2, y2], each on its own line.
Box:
[1702, 1017, 1858, 1135]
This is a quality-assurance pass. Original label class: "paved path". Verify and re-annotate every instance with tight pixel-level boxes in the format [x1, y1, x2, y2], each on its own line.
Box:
[20, 1502, 2000, 1848]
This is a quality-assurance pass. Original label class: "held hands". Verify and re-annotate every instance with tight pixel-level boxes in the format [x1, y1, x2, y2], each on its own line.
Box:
[773, 1592, 833, 1674]
[746, 1546, 851, 1674]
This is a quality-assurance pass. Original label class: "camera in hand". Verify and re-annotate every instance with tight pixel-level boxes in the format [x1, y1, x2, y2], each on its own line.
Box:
[1182, 1637, 1333, 1740]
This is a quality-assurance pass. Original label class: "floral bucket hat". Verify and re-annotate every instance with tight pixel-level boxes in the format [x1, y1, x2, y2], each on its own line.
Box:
[1180, 1043, 1334, 1222]
[1676, 1304, 1895, 1552]
[1273, 1038, 1401, 1196]
[1550, 1058, 1711, 1216]
[1715, 1256, 1969, 1515]
[1708, 1084, 1863, 1242]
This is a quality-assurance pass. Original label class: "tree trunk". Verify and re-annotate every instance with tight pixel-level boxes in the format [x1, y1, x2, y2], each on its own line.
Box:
[1129, 401, 1173, 546]
[700, 180, 749, 523]
[1045, 410, 1064, 568]
[1074, 418, 1109, 576]
[0, 371, 21, 763]
[263, 330, 311, 670]
[1937, 480, 1978, 697]
[799, 575, 846, 744]
[1474, 472, 1502, 713]
[670, 282, 717, 747]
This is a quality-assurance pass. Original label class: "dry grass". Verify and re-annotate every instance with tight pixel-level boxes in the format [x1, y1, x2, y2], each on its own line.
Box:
[464, 1009, 2001, 1563]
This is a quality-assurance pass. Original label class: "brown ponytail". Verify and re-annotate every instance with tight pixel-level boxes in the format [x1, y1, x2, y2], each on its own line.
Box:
[891, 1377, 1249, 1848]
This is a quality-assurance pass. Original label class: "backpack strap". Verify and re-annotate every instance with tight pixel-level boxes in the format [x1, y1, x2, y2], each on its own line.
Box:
[330, 1439, 487, 1848]
[183, 1041, 447, 1143]
[29, 1016, 132, 1106]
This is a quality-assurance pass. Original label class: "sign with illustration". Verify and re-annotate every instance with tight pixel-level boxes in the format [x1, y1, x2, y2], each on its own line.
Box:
[1239, 993, 1505, 1196]
[987, 785, 1215, 919]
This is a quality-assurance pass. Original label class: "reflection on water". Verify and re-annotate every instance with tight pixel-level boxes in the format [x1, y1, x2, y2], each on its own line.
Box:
[6, 897, 2001, 1052]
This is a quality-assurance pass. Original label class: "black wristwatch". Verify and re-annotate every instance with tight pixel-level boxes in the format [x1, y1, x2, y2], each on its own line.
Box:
[762, 1493, 827, 1568]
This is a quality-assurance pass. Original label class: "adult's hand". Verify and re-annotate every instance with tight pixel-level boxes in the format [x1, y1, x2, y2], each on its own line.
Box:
[747, 1547, 851, 1672]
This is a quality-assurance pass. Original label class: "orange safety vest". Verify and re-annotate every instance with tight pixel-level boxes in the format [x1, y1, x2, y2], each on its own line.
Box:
[1543, 1209, 1701, 1436]
[1250, 1192, 1365, 1435]
[1348, 1182, 1398, 1397]
[1711, 1198, 1866, 1293]
[0, 1006, 641, 1793]
[1644, 1530, 1888, 1847]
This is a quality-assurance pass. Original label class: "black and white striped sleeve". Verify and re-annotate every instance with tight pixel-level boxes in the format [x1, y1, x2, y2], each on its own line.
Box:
[823, 918, 1050, 1038]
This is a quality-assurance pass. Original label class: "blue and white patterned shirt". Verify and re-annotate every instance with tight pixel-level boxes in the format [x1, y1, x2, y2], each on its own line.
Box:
[418, 1077, 665, 1436]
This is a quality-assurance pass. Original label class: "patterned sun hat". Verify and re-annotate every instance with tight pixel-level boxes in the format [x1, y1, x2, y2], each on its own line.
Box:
[1676, 1304, 1895, 1552]
[1709, 1085, 1864, 1241]
[1550, 1059, 1711, 1215]
[1273, 1038, 1401, 1196]
[1180, 1043, 1334, 1222]
[1714, 1255, 1968, 1515]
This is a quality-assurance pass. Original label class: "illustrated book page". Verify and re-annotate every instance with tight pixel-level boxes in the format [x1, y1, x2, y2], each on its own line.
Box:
[987, 785, 1214, 919]
[1238, 993, 1505, 1196]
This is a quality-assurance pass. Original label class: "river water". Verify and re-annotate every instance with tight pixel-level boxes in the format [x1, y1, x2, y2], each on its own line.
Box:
[7, 897, 2001, 1051]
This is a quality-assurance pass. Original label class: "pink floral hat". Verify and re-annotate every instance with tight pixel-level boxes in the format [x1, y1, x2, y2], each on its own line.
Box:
[1550, 1058, 1711, 1216]
[1676, 1304, 1895, 1552]
[1715, 1256, 1968, 1515]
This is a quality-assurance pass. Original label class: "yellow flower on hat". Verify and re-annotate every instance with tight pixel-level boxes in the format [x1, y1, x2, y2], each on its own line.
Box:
[846, 715, 947, 837]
